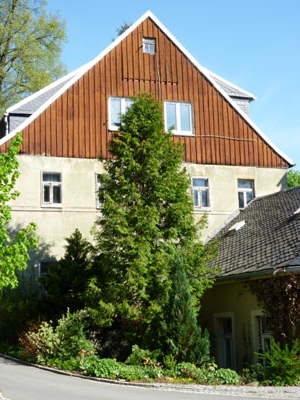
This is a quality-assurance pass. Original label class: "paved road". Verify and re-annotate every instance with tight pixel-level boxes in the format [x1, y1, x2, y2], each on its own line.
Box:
[0, 356, 299, 400]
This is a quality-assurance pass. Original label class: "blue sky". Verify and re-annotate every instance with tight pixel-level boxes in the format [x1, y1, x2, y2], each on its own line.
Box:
[46, 0, 300, 169]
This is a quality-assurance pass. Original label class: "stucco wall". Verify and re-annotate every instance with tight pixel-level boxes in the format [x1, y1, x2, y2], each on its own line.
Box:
[10, 155, 105, 266]
[9, 156, 287, 267]
[184, 163, 287, 240]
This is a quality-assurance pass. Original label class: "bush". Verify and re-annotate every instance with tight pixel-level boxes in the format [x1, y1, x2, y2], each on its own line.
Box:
[19, 309, 94, 364]
[19, 320, 59, 364]
[175, 362, 199, 379]
[125, 345, 161, 367]
[213, 368, 240, 385]
[241, 363, 266, 384]
[257, 338, 300, 386]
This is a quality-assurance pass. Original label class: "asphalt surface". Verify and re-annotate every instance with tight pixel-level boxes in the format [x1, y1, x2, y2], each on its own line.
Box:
[1, 355, 300, 400]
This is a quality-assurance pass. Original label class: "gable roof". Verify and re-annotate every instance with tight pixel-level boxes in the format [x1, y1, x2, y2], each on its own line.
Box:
[0, 11, 294, 166]
[210, 187, 300, 281]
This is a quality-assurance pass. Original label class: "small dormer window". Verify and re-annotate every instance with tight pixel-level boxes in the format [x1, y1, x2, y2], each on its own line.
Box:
[143, 37, 156, 54]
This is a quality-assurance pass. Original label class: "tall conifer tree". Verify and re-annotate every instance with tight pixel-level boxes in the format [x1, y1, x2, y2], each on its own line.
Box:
[88, 93, 215, 341]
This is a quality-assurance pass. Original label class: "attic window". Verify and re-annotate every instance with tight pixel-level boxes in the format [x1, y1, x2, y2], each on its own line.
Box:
[143, 37, 156, 54]
[229, 220, 245, 232]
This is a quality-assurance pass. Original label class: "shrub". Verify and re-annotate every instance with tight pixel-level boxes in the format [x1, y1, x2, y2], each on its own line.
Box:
[257, 338, 300, 386]
[125, 345, 161, 366]
[118, 365, 145, 381]
[19, 320, 59, 364]
[55, 309, 94, 360]
[213, 368, 240, 385]
[19, 309, 94, 364]
[175, 362, 199, 379]
[241, 363, 266, 384]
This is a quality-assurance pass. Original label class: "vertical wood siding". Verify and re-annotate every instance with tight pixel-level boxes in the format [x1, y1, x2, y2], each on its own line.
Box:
[2, 17, 289, 168]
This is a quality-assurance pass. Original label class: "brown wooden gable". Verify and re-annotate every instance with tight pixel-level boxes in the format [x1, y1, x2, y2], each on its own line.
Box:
[1, 15, 291, 168]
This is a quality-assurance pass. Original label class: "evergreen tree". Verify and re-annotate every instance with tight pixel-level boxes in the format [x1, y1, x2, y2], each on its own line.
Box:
[157, 254, 211, 366]
[87, 93, 215, 342]
[40, 229, 92, 317]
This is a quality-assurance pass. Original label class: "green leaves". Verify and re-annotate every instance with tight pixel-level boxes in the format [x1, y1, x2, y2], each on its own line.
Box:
[0, 133, 38, 290]
[0, 0, 67, 114]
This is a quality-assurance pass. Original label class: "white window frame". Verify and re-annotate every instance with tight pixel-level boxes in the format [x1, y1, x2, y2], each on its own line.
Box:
[41, 172, 62, 208]
[238, 179, 254, 209]
[143, 37, 156, 54]
[164, 101, 193, 136]
[192, 177, 210, 209]
[108, 97, 133, 130]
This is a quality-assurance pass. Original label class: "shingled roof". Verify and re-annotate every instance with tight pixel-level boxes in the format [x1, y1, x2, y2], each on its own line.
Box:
[209, 187, 300, 281]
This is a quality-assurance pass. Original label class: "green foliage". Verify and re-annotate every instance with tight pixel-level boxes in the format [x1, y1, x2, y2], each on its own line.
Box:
[287, 169, 300, 188]
[54, 309, 94, 361]
[257, 338, 300, 386]
[80, 357, 121, 379]
[40, 229, 92, 317]
[125, 345, 161, 366]
[19, 309, 94, 364]
[156, 255, 211, 366]
[0, 271, 40, 344]
[241, 363, 266, 384]
[88, 93, 215, 347]
[19, 320, 59, 363]
[213, 368, 240, 385]
[0, 0, 67, 114]
[116, 22, 131, 36]
[0, 133, 38, 290]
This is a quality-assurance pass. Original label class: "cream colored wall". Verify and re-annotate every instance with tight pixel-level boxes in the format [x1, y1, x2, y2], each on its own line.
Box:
[200, 281, 260, 371]
[184, 163, 287, 240]
[10, 155, 105, 263]
[9, 156, 287, 267]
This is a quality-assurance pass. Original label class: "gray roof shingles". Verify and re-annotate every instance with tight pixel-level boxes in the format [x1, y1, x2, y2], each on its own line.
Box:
[209, 187, 300, 280]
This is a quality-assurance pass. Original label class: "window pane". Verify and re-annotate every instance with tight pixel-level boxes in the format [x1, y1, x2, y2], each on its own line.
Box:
[246, 191, 253, 204]
[193, 190, 200, 206]
[110, 98, 121, 126]
[238, 179, 253, 189]
[166, 103, 177, 130]
[193, 178, 208, 187]
[124, 99, 133, 112]
[53, 186, 61, 204]
[180, 104, 191, 131]
[238, 192, 244, 208]
[43, 185, 50, 202]
[43, 173, 60, 182]
[201, 189, 209, 207]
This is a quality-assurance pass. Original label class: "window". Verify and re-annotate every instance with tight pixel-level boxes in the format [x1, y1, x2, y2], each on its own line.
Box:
[39, 261, 56, 276]
[164, 101, 193, 135]
[192, 177, 210, 209]
[108, 97, 133, 130]
[252, 311, 272, 365]
[42, 172, 62, 207]
[238, 179, 254, 208]
[143, 37, 156, 54]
